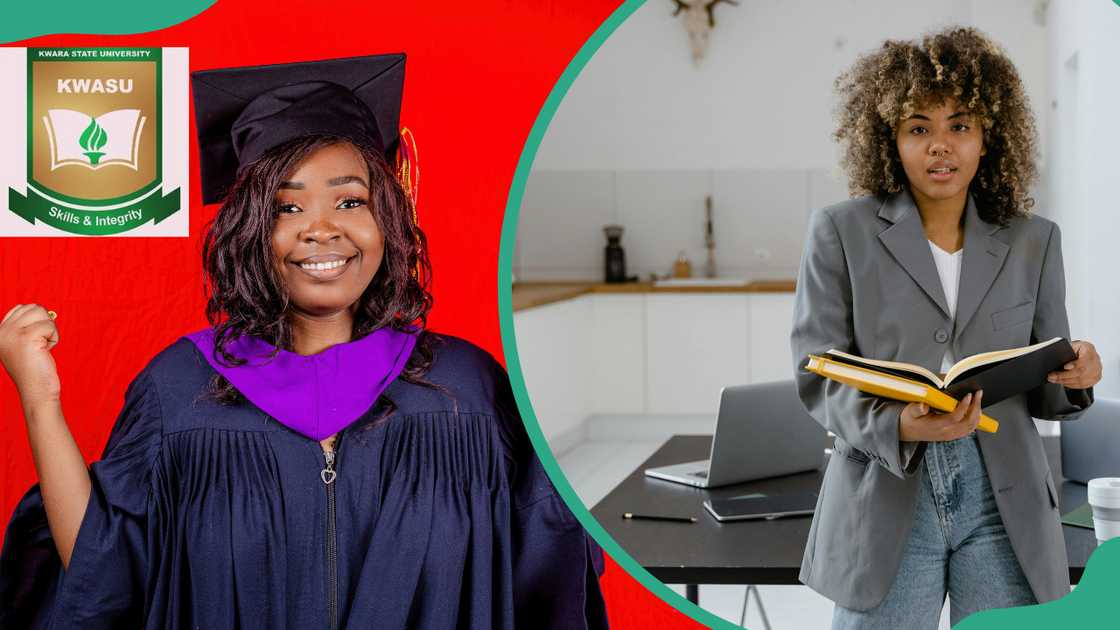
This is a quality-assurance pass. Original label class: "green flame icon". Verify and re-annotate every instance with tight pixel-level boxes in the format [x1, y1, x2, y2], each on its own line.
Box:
[78, 116, 108, 165]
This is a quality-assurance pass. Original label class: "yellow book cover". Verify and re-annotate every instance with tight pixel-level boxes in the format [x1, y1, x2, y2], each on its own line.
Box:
[805, 354, 1000, 434]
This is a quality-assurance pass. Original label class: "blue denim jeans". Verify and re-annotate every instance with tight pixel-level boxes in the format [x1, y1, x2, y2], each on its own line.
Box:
[831, 435, 1036, 629]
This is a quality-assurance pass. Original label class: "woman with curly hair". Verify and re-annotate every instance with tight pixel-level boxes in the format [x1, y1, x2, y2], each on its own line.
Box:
[791, 27, 1101, 628]
[0, 54, 607, 629]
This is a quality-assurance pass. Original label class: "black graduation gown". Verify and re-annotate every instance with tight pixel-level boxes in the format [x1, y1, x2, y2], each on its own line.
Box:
[0, 334, 608, 629]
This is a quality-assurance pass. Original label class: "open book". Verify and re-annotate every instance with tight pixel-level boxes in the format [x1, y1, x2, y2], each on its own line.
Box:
[805, 337, 1078, 435]
[42, 108, 146, 170]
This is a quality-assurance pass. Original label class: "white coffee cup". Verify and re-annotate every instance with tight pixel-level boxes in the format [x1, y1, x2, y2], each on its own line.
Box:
[1087, 478, 1120, 546]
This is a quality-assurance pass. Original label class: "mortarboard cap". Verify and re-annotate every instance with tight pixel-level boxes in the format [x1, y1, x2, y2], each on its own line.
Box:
[191, 54, 405, 205]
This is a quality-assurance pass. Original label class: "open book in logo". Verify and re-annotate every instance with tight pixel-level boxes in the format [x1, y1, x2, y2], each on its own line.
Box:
[42, 108, 146, 170]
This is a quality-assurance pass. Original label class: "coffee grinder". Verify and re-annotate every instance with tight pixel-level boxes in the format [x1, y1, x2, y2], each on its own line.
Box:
[603, 224, 628, 283]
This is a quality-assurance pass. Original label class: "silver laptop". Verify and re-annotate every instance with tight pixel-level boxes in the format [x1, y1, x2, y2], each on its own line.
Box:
[644, 380, 828, 488]
[1060, 397, 1120, 483]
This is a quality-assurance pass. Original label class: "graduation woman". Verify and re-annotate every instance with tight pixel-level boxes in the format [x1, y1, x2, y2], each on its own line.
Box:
[0, 54, 608, 629]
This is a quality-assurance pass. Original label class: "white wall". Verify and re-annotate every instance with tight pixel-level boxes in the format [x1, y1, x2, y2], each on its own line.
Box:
[1045, 0, 1120, 399]
[515, 168, 845, 280]
[532, 0, 1048, 171]
[515, 0, 1050, 280]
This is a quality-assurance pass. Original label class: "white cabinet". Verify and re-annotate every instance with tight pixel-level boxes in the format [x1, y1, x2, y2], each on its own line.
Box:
[644, 294, 750, 414]
[748, 293, 796, 383]
[513, 291, 796, 438]
[511, 296, 593, 442]
[590, 295, 646, 414]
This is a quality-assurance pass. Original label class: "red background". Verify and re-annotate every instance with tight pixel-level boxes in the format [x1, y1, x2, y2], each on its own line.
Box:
[0, 1, 702, 628]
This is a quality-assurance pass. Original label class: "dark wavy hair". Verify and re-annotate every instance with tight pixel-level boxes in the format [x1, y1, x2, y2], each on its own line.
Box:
[200, 134, 436, 409]
[834, 26, 1038, 225]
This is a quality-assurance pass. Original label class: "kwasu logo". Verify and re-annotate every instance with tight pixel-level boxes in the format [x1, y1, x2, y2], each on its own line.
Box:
[5, 47, 182, 236]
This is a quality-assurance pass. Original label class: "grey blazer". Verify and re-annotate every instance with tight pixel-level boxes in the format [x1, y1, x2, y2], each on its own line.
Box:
[790, 192, 1093, 611]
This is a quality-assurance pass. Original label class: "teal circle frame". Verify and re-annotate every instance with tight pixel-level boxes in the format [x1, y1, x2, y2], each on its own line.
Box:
[494, 1, 1120, 628]
[496, 2, 752, 627]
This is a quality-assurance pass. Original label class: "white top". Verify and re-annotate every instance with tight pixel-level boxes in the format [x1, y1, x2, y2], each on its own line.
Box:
[928, 240, 963, 372]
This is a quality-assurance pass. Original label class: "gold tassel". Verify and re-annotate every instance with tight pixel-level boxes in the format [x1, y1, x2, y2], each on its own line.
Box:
[395, 127, 423, 281]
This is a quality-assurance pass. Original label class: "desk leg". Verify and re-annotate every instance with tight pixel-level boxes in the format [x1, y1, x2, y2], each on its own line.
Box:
[686, 584, 699, 604]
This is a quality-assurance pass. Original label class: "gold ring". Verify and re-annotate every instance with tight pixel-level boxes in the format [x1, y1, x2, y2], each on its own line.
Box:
[47, 310, 57, 320]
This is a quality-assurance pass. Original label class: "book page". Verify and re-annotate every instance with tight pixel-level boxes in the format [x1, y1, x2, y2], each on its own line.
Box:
[824, 349, 944, 388]
[95, 109, 145, 167]
[43, 109, 89, 164]
[943, 337, 1063, 386]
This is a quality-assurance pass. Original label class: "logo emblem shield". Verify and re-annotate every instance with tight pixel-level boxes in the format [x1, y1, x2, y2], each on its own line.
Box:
[4, 47, 186, 236]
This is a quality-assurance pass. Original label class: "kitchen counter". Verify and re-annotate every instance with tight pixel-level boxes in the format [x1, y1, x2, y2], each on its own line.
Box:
[512, 279, 796, 312]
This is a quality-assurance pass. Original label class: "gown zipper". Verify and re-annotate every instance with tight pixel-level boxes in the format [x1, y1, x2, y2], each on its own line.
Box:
[321, 432, 344, 630]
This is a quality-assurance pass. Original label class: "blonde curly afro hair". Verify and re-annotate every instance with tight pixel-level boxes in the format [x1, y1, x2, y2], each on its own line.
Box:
[834, 26, 1037, 225]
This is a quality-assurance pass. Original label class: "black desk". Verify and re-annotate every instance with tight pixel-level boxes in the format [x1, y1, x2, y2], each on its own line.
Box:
[590, 435, 1097, 604]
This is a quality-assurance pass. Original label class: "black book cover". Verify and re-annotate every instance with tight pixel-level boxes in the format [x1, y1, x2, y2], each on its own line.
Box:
[943, 339, 1077, 406]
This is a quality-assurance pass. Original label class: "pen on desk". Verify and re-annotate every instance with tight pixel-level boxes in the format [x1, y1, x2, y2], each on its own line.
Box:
[622, 512, 697, 523]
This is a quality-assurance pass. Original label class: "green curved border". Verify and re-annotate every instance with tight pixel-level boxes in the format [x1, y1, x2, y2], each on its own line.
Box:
[958, 538, 1120, 629]
[494, 1, 1120, 628]
[0, 1, 215, 44]
[497, 2, 742, 627]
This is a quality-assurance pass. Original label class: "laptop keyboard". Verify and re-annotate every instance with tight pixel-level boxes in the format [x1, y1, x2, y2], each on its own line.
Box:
[695, 470, 708, 478]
